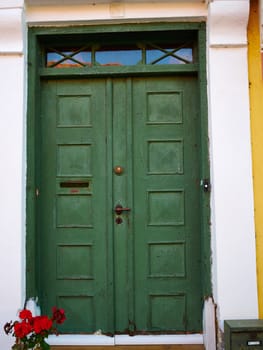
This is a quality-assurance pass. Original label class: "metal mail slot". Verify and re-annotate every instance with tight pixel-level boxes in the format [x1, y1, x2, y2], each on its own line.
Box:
[60, 180, 90, 188]
[56, 178, 92, 194]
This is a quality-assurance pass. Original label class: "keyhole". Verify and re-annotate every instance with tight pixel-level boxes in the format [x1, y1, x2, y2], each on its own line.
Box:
[115, 217, 123, 224]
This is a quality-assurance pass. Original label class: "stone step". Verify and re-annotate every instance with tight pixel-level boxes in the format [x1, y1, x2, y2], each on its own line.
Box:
[51, 345, 205, 350]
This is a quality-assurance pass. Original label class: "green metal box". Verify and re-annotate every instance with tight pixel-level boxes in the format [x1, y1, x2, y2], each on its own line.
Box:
[225, 320, 263, 350]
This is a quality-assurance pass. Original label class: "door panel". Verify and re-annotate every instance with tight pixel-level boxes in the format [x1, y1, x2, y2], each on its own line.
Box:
[132, 77, 202, 331]
[40, 79, 113, 333]
[39, 76, 202, 334]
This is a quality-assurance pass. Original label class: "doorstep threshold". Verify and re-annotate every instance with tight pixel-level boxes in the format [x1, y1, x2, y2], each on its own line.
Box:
[47, 334, 204, 346]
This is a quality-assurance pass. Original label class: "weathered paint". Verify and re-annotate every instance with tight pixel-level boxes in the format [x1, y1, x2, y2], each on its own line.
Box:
[37, 68, 204, 333]
[248, 0, 263, 317]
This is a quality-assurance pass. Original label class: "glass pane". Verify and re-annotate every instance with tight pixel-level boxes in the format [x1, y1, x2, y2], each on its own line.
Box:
[45, 42, 194, 68]
[146, 48, 193, 65]
[96, 49, 141, 66]
[46, 51, 91, 68]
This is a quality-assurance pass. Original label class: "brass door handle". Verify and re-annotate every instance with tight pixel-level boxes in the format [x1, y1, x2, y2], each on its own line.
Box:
[114, 204, 131, 215]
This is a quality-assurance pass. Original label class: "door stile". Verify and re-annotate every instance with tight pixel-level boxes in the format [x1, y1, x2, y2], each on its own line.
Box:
[197, 26, 211, 298]
[105, 78, 115, 334]
[112, 78, 135, 332]
[126, 78, 135, 333]
[112, 78, 126, 330]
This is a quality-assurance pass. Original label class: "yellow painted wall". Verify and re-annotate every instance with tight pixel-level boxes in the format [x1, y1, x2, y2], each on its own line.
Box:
[248, 0, 263, 316]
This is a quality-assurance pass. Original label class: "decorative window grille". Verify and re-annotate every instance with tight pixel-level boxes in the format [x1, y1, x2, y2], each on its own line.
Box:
[46, 42, 194, 68]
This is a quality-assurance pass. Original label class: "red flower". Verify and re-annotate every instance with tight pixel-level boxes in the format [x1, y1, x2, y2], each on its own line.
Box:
[33, 316, 52, 334]
[19, 309, 33, 321]
[4, 305, 66, 349]
[14, 320, 32, 338]
[52, 307, 66, 324]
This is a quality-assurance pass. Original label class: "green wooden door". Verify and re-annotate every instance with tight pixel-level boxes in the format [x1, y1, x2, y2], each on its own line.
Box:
[39, 76, 202, 334]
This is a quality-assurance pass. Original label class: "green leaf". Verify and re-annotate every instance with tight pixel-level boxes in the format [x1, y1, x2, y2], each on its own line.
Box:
[39, 340, 50, 350]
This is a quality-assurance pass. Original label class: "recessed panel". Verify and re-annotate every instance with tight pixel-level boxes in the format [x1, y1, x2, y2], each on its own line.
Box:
[57, 244, 93, 279]
[149, 294, 186, 330]
[58, 95, 92, 127]
[58, 295, 95, 333]
[57, 195, 92, 227]
[148, 191, 184, 226]
[147, 92, 183, 124]
[148, 140, 183, 174]
[57, 145, 91, 176]
[149, 242, 186, 278]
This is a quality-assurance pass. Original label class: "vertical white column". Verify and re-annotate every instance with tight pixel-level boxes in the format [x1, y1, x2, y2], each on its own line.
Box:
[0, 1, 26, 348]
[207, 0, 258, 331]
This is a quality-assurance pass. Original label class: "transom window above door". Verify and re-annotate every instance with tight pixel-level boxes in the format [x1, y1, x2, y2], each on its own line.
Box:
[46, 43, 194, 68]
[46, 41, 195, 68]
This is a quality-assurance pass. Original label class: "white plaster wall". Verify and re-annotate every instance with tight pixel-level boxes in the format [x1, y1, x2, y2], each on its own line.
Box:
[207, 0, 258, 330]
[26, 2, 207, 24]
[0, 70, 24, 339]
[208, 46, 258, 320]
[0, 2, 26, 349]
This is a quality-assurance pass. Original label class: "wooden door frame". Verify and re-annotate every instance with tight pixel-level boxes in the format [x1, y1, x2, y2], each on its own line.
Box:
[26, 22, 211, 310]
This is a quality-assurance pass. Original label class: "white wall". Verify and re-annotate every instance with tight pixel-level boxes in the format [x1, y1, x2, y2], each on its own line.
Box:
[26, 2, 207, 24]
[0, 1, 26, 349]
[207, 0, 258, 330]
[0, 0, 259, 348]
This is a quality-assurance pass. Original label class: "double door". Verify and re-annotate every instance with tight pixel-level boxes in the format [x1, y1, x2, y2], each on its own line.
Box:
[39, 76, 202, 334]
